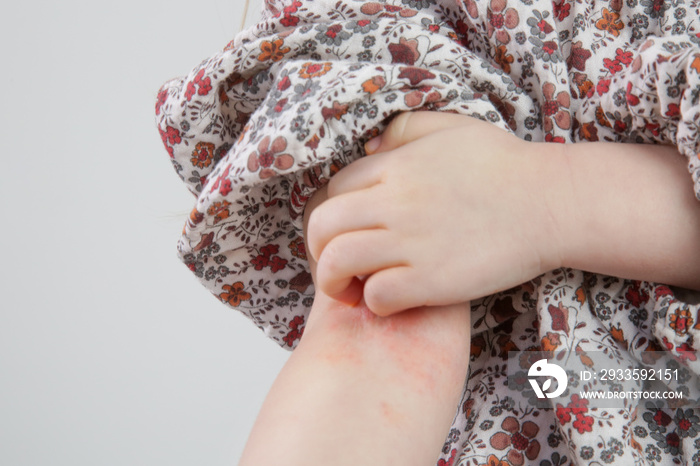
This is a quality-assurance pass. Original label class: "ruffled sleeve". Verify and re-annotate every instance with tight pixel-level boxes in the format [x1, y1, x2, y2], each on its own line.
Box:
[155, 0, 525, 349]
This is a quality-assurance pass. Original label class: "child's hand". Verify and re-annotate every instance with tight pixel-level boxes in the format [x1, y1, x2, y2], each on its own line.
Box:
[307, 112, 569, 316]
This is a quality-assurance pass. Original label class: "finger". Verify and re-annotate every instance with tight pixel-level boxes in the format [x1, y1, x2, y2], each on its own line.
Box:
[365, 111, 476, 155]
[363, 265, 431, 316]
[324, 276, 364, 307]
[327, 151, 388, 198]
[307, 188, 385, 261]
[331, 113, 478, 198]
[315, 229, 407, 302]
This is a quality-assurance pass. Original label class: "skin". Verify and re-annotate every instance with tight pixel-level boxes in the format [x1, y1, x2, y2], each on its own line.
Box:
[238, 184, 471, 466]
[308, 112, 700, 316]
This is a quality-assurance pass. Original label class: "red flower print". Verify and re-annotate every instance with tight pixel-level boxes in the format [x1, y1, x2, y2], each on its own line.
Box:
[269, 255, 288, 273]
[676, 343, 698, 362]
[283, 313, 305, 346]
[662, 336, 674, 351]
[219, 178, 232, 197]
[283, 328, 303, 346]
[159, 125, 182, 157]
[603, 58, 622, 74]
[616, 48, 634, 65]
[487, 0, 520, 44]
[665, 103, 680, 117]
[247, 135, 295, 179]
[251, 254, 270, 270]
[665, 432, 681, 449]
[567, 41, 592, 71]
[653, 409, 673, 427]
[283, 0, 301, 15]
[547, 301, 570, 333]
[185, 81, 197, 101]
[568, 394, 589, 415]
[289, 315, 304, 330]
[388, 37, 420, 65]
[654, 286, 674, 300]
[438, 448, 457, 466]
[541, 41, 558, 55]
[489, 416, 541, 466]
[545, 133, 566, 143]
[645, 123, 661, 136]
[447, 19, 470, 47]
[556, 403, 572, 424]
[155, 89, 167, 115]
[197, 77, 212, 95]
[553, 0, 571, 21]
[613, 119, 627, 133]
[209, 164, 231, 195]
[573, 413, 594, 433]
[403, 86, 441, 108]
[325, 24, 343, 39]
[542, 82, 571, 132]
[398, 66, 436, 85]
[261, 244, 280, 256]
[280, 14, 300, 27]
[537, 19, 554, 34]
[273, 97, 289, 113]
[625, 82, 640, 106]
[252, 244, 287, 272]
[277, 75, 291, 91]
[596, 79, 611, 96]
[280, 1, 301, 27]
[625, 282, 649, 307]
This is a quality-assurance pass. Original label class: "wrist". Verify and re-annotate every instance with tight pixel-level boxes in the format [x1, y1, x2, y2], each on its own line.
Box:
[521, 140, 572, 274]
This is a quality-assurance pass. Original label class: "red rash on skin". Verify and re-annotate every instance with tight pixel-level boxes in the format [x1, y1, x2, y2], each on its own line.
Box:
[311, 298, 463, 396]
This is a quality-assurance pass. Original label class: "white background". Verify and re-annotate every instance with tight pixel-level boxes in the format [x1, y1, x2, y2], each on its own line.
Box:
[0, 1, 289, 464]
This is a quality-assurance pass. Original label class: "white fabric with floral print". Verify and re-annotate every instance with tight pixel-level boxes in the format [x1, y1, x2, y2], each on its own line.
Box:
[156, 0, 700, 464]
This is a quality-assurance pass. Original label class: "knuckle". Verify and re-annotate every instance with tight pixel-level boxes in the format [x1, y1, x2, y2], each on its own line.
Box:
[306, 208, 327, 257]
[364, 276, 396, 316]
[317, 239, 343, 276]
[387, 111, 415, 143]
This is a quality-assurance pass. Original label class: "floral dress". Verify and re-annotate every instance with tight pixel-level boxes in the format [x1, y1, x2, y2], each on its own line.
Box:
[155, 0, 700, 464]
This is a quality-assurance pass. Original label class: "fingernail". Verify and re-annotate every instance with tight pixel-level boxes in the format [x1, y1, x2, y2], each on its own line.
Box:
[364, 135, 382, 154]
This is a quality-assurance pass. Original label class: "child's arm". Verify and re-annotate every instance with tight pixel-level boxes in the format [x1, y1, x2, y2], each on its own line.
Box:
[238, 185, 470, 466]
[307, 112, 700, 316]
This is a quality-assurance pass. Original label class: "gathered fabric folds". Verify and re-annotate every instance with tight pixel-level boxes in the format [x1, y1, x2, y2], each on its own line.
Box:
[156, 0, 700, 464]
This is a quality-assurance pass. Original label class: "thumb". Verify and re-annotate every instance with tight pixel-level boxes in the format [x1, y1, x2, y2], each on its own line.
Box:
[364, 111, 476, 155]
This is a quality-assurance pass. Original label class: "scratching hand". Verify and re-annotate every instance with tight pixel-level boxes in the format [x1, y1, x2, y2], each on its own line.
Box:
[307, 112, 567, 316]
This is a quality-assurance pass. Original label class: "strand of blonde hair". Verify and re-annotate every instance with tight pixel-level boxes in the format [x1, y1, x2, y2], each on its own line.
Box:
[240, 0, 251, 32]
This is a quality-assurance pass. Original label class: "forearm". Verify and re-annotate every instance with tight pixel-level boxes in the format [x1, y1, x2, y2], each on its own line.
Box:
[239, 186, 471, 465]
[239, 295, 470, 465]
[544, 141, 700, 289]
